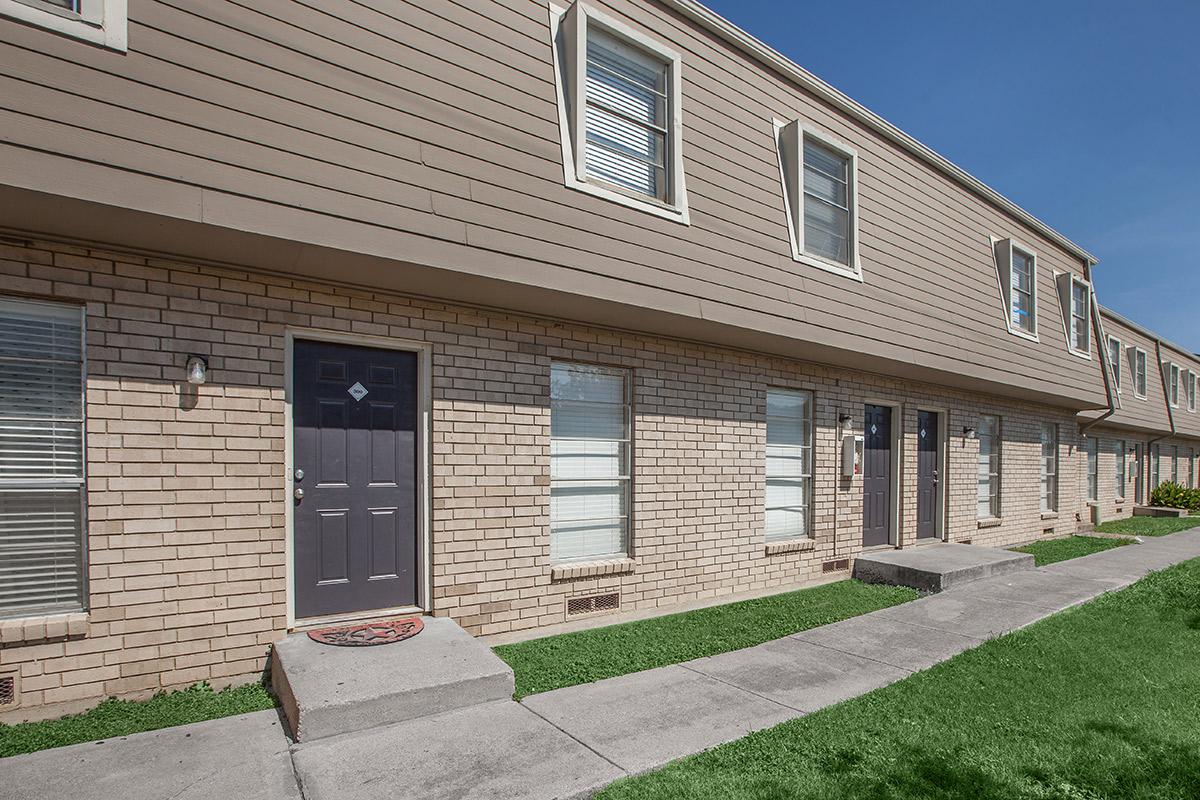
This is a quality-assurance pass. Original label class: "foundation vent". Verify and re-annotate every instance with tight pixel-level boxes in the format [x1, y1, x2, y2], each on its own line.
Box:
[821, 559, 850, 574]
[0, 674, 18, 709]
[958, 539, 972, 545]
[567, 592, 620, 617]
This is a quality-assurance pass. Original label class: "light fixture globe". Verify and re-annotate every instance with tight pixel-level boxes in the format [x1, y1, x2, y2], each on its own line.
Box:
[186, 355, 208, 385]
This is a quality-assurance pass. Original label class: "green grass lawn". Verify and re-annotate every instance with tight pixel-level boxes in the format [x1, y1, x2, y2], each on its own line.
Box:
[1013, 534, 1133, 566]
[597, 557, 1200, 800]
[495, 580, 918, 699]
[0, 681, 277, 758]
[1095, 515, 1200, 537]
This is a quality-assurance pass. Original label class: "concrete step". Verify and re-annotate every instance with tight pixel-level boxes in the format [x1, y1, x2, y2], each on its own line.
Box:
[271, 617, 514, 742]
[852, 543, 1034, 593]
[1133, 505, 1188, 518]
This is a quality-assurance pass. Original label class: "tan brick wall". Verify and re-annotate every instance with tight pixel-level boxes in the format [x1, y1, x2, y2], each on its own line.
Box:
[0, 236, 1094, 718]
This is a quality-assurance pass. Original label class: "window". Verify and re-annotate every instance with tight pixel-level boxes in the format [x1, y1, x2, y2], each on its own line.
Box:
[991, 239, 1039, 339]
[1171, 446, 1179, 484]
[775, 121, 861, 279]
[764, 389, 813, 542]
[1187, 448, 1195, 489]
[549, 362, 631, 562]
[1167, 363, 1180, 407]
[1151, 443, 1160, 490]
[0, 0, 126, 50]
[1188, 371, 1197, 412]
[549, 2, 687, 222]
[1107, 337, 1122, 392]
[1009, 248, 1037, 335]
[1039, 422, 1057, 512]
[1130, 347, 1148, 398]
[1114, 440, 1126, 501]
[976, 414, 1001, 519]
[0, 297, 87, 619]
[1086, 436, 1098, 502]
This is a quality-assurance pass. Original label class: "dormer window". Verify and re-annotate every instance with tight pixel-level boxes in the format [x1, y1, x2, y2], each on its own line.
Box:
[993, 239, 1038, 339]
[1056, 273, 1092, 357]
[0, 0, 126, 50]
[1107, 337, 1122, 392]
[1129, 347, 1148, 398]
[548, 2, 688, 223]
[775, 121, 862, 280]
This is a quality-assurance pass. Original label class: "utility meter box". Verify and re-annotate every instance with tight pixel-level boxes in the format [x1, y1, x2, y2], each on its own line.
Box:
[841, 434, 864, 478]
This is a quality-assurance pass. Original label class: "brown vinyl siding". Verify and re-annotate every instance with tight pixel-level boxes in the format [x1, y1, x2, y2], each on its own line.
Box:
[0, 0, 1104, 408]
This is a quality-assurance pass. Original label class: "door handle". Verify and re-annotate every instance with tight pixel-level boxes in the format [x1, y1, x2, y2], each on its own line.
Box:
[294, 487, 305, 501]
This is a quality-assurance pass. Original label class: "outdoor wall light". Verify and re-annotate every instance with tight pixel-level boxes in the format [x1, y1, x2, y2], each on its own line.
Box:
[963, 426, 977, 439]
[838, 413, 853, 426]
[186, 355, 208, 385]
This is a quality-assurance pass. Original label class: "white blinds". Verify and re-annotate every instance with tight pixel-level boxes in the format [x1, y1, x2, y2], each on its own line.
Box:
[550, 362, 630, 562]
[802, 139, 851, 265]
[765, 389, 812, 541]
[0, 297, 85, 618]
[1114, 441, 1126, 499]
[584, 28, 668, 201]
[1070, 281, 1089, 352]
[976, 415, 1000, 518]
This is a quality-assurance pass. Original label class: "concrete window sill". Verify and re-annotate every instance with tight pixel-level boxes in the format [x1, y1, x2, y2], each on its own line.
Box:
[977, 517, 1004, 529]
[0, 612, 88, 645]
[1041, 512, 1059, 521]
[551, 558, 636, 581]
[764, 538, 816, 555]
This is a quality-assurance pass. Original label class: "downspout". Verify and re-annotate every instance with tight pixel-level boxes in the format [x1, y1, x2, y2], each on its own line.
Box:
[1150, 338, 1178, 447]
[1080, 261, 1118, 435]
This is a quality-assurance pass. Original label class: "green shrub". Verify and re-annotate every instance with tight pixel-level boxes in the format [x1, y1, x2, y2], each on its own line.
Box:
[1150, 481, 1200, 510]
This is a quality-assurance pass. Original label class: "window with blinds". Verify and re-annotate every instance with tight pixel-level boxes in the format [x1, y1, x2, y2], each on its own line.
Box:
[1150, 443, 1160, 490]
[1132, 348, 1147, 397]
[549, 3, 687, 221]
[1167, 363, 1180, 406]
[1189, 371, 1197, 412]
[764, 389, 812, 542]
[802, 140, 852, 267]
[976, 415, 1001, 519]
[1086, 437, 1098, 501]
[1039, 422, 1057, 512]
[1107, 337, 1121, 391]
[0, 297, 86, 619]
[1070, 279, 1090, 353]
[549, 362, 630, 563]
[1114, 440, 1126, 501]
[584, 28, 669, 202]
[1009, 249, 1036, 335]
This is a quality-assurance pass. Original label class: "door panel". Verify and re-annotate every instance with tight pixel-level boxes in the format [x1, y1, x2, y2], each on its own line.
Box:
[862, 404, 892, 547]
[293, 340, 419, 619]
[916, 410, 940, 539]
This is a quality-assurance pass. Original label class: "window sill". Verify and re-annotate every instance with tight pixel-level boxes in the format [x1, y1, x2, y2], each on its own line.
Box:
[551, 558, 636, 581]
[764, 537, 816, 555]
[790, 250, 863, 282]
[1040, 512, 1059, 520]
[0, 612, 88, 645]
[1005, 326, 1040, 344]
[0, 0, 127, 51]
[977, 517, 1003, 529]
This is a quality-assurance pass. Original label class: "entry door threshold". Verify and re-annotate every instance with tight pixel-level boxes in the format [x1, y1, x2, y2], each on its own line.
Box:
[292, 605, 425, 632]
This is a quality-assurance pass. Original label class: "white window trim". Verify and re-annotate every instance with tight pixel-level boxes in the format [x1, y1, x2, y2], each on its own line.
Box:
[773, 119, 863, 281]
[1188, 370, 1197, 412]
[763, 387, 814, 543]
[0, 0, 126, 50]
[547, 2, 689, 224]
[1056, 272, 1092, 359]
[1130, 346, 1148, 399]
[989, 237, 1039, 342]
[1107, 336, 1122, 393]
[1114, 440, 1126, 502]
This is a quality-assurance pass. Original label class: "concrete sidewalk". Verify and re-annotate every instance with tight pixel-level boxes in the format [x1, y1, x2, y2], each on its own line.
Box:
[4, 528, 1199, 800]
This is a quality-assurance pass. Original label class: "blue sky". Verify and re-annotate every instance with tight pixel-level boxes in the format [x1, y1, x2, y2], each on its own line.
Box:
[701, 0, 1200, 352]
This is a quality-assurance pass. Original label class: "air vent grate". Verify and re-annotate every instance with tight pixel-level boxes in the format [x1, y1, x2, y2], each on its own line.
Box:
[821, 559, 850, 574]
[0, 674, 17, 708]
[567, 592, 620, 616]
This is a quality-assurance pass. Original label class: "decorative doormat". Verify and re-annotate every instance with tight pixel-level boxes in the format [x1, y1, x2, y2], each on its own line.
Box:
[307, 617, 424, 647]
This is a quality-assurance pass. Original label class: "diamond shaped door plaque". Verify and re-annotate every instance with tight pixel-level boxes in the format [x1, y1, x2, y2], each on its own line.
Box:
[347, 382, 368, 401]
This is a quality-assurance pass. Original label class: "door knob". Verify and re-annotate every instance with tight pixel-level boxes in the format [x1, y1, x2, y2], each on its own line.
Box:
[294, 487, 305, 500]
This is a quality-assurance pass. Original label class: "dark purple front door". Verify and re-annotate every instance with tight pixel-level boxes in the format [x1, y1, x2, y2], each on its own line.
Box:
[862, 404, 892, 547]
[292, 340, 419, 619]
[916, 410, 940, 539]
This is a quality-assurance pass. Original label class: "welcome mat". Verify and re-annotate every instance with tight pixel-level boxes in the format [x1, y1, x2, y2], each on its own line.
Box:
[307, 617, 424, 647]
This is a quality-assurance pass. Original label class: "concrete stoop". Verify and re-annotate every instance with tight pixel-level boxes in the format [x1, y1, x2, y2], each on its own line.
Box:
[853, 543, 1035, 593]
[271, 616, 514, 742]
[1133, 505, 1188, 518]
